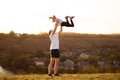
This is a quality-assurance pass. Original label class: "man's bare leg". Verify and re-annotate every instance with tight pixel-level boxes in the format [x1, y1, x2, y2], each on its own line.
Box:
[54, 58, 59, 75]
[48, 58, 55, 75]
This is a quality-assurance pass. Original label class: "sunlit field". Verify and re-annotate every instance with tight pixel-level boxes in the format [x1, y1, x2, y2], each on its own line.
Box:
[0, 73, 120, 80]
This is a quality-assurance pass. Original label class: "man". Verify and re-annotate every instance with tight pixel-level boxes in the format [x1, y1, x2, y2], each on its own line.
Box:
[48, 22, 62, 76]
[49, 15, 75, 27]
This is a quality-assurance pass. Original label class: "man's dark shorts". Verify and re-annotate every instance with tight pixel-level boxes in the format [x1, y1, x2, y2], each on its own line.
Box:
[50, 49, 59, 58]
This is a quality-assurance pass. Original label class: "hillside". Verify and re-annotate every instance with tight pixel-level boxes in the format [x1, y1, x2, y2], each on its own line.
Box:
[0, 32, 120, 74]
[0, 32, 120, 52]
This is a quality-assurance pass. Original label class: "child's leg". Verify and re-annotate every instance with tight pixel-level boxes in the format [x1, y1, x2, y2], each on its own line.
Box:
[61, 16, 74, 27]
[70, 17, 74, 27]
[61, 22, 70, 27]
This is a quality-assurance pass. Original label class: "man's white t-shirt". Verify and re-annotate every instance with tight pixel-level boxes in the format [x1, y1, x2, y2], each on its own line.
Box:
[49, 33, 59, 50]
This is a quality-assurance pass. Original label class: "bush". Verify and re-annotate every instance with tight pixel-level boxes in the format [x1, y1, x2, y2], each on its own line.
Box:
[28, 65, 37, 73]
[104, 64, 112, 73]
[82, 65, 99, 73]
[11, 56, 30, 70]
[37, 67, 48, 73]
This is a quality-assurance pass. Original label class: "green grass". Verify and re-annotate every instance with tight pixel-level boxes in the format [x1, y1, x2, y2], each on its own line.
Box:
[0, 73, 120, 80]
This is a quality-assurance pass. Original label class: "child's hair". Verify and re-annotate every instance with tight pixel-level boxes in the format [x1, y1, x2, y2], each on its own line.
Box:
[52, 15, 56, 18]
[49, 17, 52, 19]
[49, 15, 56, 19]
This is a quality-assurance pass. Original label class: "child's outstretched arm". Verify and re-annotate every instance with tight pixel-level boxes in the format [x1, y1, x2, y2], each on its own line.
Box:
[58, 25, 62, 34]
[51, 23, 58, 35]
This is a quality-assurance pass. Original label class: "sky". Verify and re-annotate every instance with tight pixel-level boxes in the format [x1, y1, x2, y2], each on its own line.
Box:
[0, 0, 120, 34]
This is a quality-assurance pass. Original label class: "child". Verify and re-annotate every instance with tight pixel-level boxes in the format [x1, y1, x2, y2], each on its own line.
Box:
[49, 15, 75, 27]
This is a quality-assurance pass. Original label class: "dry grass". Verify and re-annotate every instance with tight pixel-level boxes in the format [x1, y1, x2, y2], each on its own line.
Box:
[0, 73, 120, 80]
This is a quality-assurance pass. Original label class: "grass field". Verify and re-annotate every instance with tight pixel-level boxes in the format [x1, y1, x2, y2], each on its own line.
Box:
[0, 73, 120, 80]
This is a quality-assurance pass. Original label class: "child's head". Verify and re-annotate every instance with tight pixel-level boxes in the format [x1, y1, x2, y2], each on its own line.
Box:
[49, 15, 56, 22]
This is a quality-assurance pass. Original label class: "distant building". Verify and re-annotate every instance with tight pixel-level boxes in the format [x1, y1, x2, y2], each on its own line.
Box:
[33, 58, 45, 66]
[80, 53, 89, 59]
[62, 51, 77, 57]
[62, 59, 75, 69]
[97, 58, 110, 70]
[77, 61, 90, 67]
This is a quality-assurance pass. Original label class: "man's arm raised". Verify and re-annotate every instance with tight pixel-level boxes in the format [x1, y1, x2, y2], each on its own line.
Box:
[51, 23, 58, 35]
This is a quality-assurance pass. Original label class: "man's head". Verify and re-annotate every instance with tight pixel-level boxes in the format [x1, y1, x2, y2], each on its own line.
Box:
[49, 30, 53, 35]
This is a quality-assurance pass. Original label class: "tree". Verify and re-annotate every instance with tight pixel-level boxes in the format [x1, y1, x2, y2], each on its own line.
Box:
[11, 56, 30, 71]
[9, 31, 15, 37]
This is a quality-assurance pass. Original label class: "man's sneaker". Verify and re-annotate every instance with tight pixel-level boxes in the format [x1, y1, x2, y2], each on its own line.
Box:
[54, 73, 60, 76]
[48, 73, 52, 76]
